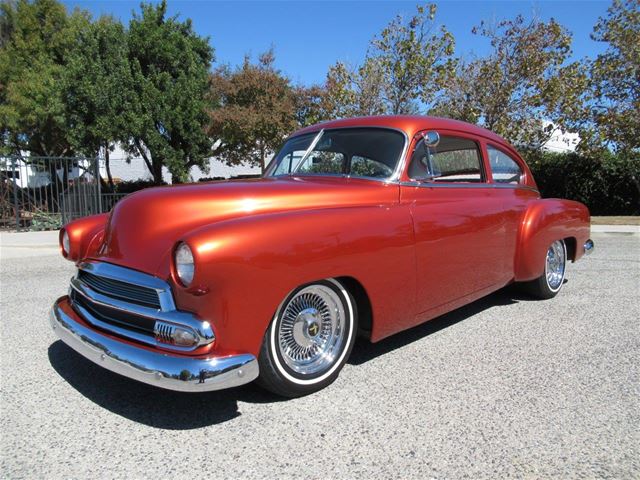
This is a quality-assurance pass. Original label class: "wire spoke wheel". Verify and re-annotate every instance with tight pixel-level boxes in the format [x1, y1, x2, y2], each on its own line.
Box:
[277, 284, 346, 376]
[545, 240, 566, 291]
[259, 278, 357, 396]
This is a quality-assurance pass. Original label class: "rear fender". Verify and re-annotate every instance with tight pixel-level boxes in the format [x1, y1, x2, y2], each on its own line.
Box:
[514, 199, 590, 282]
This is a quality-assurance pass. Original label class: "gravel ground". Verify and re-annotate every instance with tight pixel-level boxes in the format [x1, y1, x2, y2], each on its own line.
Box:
[1, 233, 638, 479]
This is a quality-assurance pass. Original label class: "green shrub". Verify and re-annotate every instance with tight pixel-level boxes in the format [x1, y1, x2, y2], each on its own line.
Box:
[109, 179, 166, 194]
[524, 151, 640, 216]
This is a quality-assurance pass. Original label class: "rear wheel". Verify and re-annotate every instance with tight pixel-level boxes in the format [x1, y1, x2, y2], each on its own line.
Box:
[525, 239, 567, 299]
[257, 279, 357, 397]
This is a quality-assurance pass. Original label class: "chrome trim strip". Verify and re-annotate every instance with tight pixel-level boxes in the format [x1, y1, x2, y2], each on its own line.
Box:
[50, 297, 258, 393]
[390, 128, 411, 182]
[398, 181, 540, 193]
[491, 183, 540, 193]
[296, 128, 325, 169]
[584, 239, 594, 255]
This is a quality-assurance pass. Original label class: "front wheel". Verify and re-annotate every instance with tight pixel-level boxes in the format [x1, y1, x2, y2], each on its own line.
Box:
[524, 239, 567, 299]
[257, 279, 357, 397]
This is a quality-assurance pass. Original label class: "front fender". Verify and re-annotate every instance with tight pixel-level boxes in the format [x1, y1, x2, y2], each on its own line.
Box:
[62, 213, 109, 262]
[514, 199, 590, 282]
[172, 205, 415, 356]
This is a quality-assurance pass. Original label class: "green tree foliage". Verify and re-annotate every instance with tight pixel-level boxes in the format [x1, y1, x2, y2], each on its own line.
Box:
[322, 4, 455, 117]
[0, 0, 89, 156]
[207, 50, 298, 172]
[125, 0, 214, 183]
[433, 15, 588, 149]
[292, 84, 326, 128]
[63, 15, 133, 186]
[588, 0, 639, 153]
[527, 150, 640, 215]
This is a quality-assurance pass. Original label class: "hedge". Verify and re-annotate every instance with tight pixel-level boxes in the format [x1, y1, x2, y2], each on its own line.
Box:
[525, 151, 640, 216]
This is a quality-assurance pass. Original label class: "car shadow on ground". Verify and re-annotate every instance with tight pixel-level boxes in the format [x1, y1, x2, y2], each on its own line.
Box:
[48, 284, 538, 430]
[47, 341, 284, 430]
[348, 284, 535, 365]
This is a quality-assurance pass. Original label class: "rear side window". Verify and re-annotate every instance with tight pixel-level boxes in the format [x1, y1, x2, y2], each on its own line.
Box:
[487, 145, 522, 184]
[409, 136, 483, 182]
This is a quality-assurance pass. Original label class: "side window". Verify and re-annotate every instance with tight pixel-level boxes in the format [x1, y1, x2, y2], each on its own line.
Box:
[273, 150, 305, 175]
[350, 155, 394, 178]
[408, 136, 483, 182]
[487, 145, 522, 184]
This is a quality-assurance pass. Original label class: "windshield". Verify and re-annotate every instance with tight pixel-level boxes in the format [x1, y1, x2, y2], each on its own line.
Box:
[265, 128, 406, 180]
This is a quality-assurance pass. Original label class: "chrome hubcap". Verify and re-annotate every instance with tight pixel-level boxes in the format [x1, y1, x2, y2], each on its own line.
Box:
[546, 240, 566, 290]
[278, 285, 346, 376]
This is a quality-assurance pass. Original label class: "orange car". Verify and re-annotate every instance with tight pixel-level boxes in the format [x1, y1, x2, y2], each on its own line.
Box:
[51, 116, 593, 397]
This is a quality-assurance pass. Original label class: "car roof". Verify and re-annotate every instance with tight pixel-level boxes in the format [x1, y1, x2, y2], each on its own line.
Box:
[293, 115, 511, 147]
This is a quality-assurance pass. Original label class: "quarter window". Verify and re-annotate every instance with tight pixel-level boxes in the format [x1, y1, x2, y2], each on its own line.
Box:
[487, 145, 522, 184]
[408, 136, 483, 182]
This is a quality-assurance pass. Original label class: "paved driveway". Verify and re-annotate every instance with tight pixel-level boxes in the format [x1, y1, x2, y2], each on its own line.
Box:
[1, 232, 638, 478]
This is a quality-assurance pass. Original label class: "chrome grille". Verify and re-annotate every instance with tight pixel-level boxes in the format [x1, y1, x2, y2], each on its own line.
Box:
[67, 261, 215, 352]
[70, 289, 156, 335]
[78, 269, 161, 309]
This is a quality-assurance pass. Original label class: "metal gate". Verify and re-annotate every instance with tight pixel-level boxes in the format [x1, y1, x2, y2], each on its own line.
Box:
[0, 156, 125, 231]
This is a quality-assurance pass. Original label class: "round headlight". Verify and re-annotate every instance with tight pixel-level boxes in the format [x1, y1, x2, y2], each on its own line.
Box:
[175, 242, 195, 287]
[61, 230, 70, 256]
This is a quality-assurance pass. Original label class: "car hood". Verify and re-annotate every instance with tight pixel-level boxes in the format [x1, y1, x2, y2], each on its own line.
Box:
[93, 176, 398, 275]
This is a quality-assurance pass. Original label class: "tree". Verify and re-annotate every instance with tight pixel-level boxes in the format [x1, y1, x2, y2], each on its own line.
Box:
[63, 15, 133, 187]
[588, 0, 639, 153]
[125, 0, 214, 183]
[433, 15, 588, 149]
[319, 62, 361, 118]
[0, 0, 89, 156]
[207, 50, 298, 172]
[370, 4, 456, 114]
[292, 84, 327, 128]
[322, 4, 455, 117]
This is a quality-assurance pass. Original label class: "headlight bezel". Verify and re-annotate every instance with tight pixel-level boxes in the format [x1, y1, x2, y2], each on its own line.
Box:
[174, 242, 195, 287]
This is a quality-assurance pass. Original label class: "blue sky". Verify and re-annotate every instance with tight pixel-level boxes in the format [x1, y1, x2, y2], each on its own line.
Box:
[62, 1, 611, 86]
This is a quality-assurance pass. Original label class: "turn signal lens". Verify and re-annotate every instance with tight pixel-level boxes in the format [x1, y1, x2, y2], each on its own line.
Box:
[61, 230, 70, 256]
[172, 327, 198, 347]
[154, 321, 199, 347]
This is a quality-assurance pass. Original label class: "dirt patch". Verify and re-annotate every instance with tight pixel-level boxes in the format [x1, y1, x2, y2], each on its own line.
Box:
[591, 216, 640, 225]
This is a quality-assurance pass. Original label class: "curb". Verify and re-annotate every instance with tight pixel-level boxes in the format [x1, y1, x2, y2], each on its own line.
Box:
[590, 225, 640, 234]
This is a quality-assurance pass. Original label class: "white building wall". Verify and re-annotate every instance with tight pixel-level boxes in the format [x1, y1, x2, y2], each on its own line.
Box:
[101, 145, 263, 183]
[541, 122, 580, 153]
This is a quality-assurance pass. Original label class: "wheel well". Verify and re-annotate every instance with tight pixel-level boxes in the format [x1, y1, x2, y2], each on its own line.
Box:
[564, 237, 577, 262]
[337, 276, 373, 339]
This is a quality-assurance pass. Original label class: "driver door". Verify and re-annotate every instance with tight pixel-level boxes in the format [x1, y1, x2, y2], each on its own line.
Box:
[401, 131, 508, 315]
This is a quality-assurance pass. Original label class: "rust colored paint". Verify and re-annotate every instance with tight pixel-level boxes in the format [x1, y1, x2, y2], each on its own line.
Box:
[60, 116, 591, 359]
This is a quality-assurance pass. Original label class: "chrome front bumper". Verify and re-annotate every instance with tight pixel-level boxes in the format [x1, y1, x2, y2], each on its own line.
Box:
[50, 296, 259, 392]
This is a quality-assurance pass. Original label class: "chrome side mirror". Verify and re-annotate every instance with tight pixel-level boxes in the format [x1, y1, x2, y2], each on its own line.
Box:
[422, 131, 440, 147]
[418, 131, 440, 181]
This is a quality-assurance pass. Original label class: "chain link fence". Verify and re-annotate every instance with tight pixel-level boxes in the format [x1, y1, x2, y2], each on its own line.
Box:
[0, 156, 128, 231]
